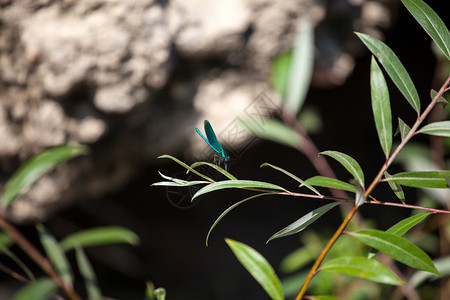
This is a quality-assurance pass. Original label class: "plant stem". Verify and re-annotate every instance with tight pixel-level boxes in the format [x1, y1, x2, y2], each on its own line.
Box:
[0, 215, 82, 300]
[295, 204, 359, 300]
[294, 74, 450, 299]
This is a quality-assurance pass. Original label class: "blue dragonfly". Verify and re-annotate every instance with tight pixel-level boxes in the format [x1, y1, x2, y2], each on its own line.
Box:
[196, 120, 230, 170]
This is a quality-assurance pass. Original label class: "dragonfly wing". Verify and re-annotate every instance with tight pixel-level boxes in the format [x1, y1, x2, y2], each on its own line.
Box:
[204, 120, 224, 153]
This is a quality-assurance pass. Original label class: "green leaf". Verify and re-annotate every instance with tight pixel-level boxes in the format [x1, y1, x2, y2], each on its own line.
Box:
[401, 0, 450, 61]
[384, 171, 405, 203]
[356, 33, 420, 113]
[301, 176, 356, 193]
[225, 239, 284, 300]
[431, 89, 448, 107]
[75, 247, 102, 300]
[396, 118, 411, 141]
[350, 229, 439, 274]
[419, 121, 450, 137]
[12, 278, 57, 300]
[409, 256, 450, 287]
[192, 180, 286, 201]
[370, 57, 392, 158]
[151, 172, 209, 187]
[206, 193, 271, 246]
[190, 162, 237, 180]
[36, 224, 73, 286]
[1, 145, 88, 208]
[320, 151, 365, 187]
[157, 155, 214, 182]
[386, 213, 429, 236]
[60, 226, 140, 252]
[321, 256, 403, 285]
[386, 170, 450, 188]
[285, 18, 314, 114]
[267, 202, 340, 243]
[261, 163, 320, 195]
[154, 288, 167, 300]
[240, 118, 302, 149]
[271, 50, 292, 98]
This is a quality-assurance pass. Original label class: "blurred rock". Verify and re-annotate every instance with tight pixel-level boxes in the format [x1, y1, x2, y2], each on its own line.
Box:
[0, 0, 393, 222]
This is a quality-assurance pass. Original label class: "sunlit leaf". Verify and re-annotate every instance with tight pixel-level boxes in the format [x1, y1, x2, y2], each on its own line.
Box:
[320, 151, 365, 187]
[60, 226, 139, 252]
[401, 0, 450, 60]
[271, 50, 292, 98]
[261, 163, 320, 195]
[321, 256, 403, 285]
[151, 172, 209, 187]
[190, 162, 237, 180]
[356, 33, 420, 113]
[154, 287, 167, 300]
[1, 145, 88, 208]
[157, 155, 214, 182]
[76, 247, 102, 300]
[267, 202, 340, 243]
[240, 118, 302, 149]
[301, 176, 356, 193]
[285, 18, 314, 115]
[419, 121, 450, 137]
[349, 229, 439, 274]
[192, 180, 286, 201]
[386, 170, 450, 189]
[384, 171, 405, 203]
[226, 239, 284, 300]
[36, 224, 73, 286]
[370, 56, 392, 158]
[12, 278, 57, 300]
[206, 193, 271, 246]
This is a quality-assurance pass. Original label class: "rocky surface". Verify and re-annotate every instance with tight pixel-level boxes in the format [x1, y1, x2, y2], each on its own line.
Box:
[0, 0, 393, 222]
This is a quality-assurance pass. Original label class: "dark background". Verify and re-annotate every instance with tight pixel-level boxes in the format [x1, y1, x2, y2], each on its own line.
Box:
[9, 1, 447, 299]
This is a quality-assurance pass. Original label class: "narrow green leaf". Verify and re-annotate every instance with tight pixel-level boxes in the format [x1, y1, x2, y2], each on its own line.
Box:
[320, 151, 365, 187]
[267, 202, 340, 243]
[431, 89, 448, 107]
[1, 145, 88, 208]
[240, 118, 302, 149]
[261, 163, 321, 195]
[370, 56, 392, 158]
[356, 33, 420, 113]
[386, 170, 450, 188]
[0, 246, 35, 282]
[401, 0, 450, 60]
[301, 176, 356, 193]
[226, 239, 284, 300]
[75, 247, 102, 300]
[386, 213, 429, 236]
[192, 180, 286, 201]
[36, 224, 73, 286]
[60, 226, 140, 252]
[384, 171, 405, 203]
[350, 229, 439, 274]
[419, 121, 450, 137]
[271, 50, 292, 98]
[12, 278, 57, 300]
[369, 213, 429, 258]
[285, 18, 314, 114]
[396, 118, 411, 141]
[157, 155, 214, 182]
[321, 256, 403, 285]
[190, 162, 237, 180]
[206, 193, 271, 246]
[151, 172, 209, 187]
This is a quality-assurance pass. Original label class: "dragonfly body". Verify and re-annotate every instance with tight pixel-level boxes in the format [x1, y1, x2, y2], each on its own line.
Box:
[196, 120, 230, 170]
